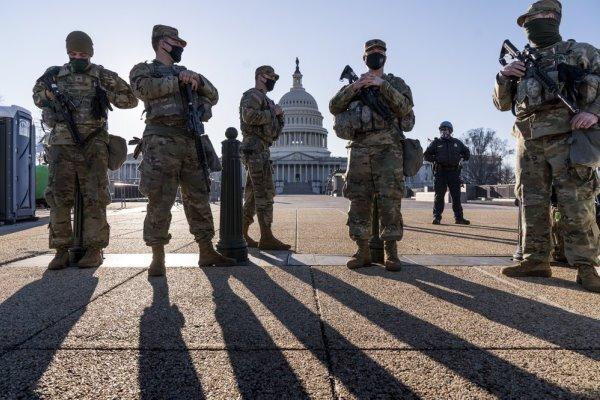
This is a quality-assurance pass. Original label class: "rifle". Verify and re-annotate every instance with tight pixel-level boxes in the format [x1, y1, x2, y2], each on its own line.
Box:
[339, 65, 394, 123]
[38, 68, 85, 148]
[499, 40, 580, 114]
[184, 84, 211, 191]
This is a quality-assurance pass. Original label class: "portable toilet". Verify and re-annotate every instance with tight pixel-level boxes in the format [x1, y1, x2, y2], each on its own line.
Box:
[0, 105, 36, 223]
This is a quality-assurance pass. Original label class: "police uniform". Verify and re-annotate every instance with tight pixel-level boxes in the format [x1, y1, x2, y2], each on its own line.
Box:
[32, 31, 138, 269]
[493, 0, 600, 291]
[424, 126, 470, 224]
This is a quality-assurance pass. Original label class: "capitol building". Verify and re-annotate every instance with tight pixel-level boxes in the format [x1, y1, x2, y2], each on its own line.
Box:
[271, 59, 347, 194]
[108, 59, 348, 196]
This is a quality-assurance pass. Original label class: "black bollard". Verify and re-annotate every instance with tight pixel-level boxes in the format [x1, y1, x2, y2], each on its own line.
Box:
[216, 127, 248, 263]
[69, 177, 85, 266]
[513, 198, 523, 261]
[369, 196, 384, 264]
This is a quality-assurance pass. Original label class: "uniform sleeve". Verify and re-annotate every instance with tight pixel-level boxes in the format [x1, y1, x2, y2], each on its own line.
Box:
[460, 141, 471, 161]
[32, 67, 57, 109]
[401, 109, 416, 132]
[329, 84, 359, 115]
[101, 69, 138, 109]
[423, 140, 437, 162]
[576, 43, 600, 116]
[493, 73, 516, 112]
[129, 62, 179, 102]
[32, 79, 50, 109]
[380, 79, 413, 118]
[197, 74, 219, 106]
[240, 91, 272, 125]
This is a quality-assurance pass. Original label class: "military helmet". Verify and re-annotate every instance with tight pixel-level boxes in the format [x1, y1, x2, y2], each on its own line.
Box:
[255, 65, 279, 81]
[517, 0, 562, 27]
[66, 31, 94, 56]
[364, 39, 387, 54]
[439, 121, 454, 133]
[152, 25, 187, 47]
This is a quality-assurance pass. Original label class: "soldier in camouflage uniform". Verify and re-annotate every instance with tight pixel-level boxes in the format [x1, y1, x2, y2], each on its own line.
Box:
[32, 31, 138, 269]
[330, 39, 415, 271]
[130, 25, 235, 276]
[240, 66, 291, 250]
[493, 0, 600, 292]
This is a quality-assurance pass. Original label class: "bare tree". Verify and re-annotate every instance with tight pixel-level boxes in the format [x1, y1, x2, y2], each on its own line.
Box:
[460, 128, 514, 185]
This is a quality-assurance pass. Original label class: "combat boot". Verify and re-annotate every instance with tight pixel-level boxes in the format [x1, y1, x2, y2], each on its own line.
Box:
[48, 248, 70, 270]
[198, 240, 236, 267]
[347, 240, 371, 269]
[432, 218, 441, 225]
[77, 248, 103, 268]
[243, 220, 259, 248]
[148, 245, 166, 277]
[501, 259, 552, 278]
[455, 217, 470, 225]
[384, 241, 402, 271]
[576, 265, 600, 293]
[258, 218, 291, 251]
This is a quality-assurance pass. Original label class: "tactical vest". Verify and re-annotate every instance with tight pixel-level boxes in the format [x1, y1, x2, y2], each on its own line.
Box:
[239, 89, 282, 145]
[45, 64, 109, 144]
[143, 61, 188, 127]
[513, 41, 576, 139]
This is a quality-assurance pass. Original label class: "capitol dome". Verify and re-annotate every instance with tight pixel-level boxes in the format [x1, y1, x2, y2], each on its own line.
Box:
[272, 58, 330, 158]
[270, 58, 347, 195]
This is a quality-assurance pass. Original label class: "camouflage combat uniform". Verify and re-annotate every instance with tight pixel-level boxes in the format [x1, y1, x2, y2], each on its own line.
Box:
[330, 74, 414, 243]
[32, 63, 137, 251]
[129, 59, 218, 246]
[239, 87, 283, 227]
[493, 3, 600, 276]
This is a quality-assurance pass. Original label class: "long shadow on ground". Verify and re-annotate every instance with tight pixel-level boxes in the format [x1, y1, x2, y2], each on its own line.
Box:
[278, 266, 577, 398]
[204, 266, 419, 399]
[204, 268, 312, 399]
[0, 268, 98, 397]
[138, 278, 205, 399]
[360, 265, 600, 357]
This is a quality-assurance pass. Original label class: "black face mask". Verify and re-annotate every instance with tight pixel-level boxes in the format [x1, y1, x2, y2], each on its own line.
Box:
[264, 78, 276, 92]
[524, 18, 562, 48]
[168, 45, 184, 62]
[365, 53, 386, 70]
[69, 57, 90, 73]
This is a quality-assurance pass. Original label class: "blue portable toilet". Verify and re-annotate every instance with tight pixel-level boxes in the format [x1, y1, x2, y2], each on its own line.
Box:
[0, 105, 36, 223]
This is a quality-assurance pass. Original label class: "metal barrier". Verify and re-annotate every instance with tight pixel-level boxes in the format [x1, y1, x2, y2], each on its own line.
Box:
[111, 182, 146, 202]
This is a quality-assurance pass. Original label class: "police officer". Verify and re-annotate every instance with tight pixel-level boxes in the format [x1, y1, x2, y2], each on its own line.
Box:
[32, 31, 138, 269]
[493, 0, 600, 292]
[424, 121, 471, 225]
[130, 25, 235, 276]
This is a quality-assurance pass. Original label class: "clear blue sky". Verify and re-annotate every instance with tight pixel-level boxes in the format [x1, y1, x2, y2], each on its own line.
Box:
[1, 0, 598, 157]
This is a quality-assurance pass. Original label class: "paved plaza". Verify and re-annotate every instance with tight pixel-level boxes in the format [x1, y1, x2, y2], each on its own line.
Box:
[0, 196, 599, 399]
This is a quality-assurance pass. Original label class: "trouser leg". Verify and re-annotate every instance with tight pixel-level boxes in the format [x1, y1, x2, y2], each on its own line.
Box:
[372, 144, 404, 241]
[79, 141, 111, 249]
[242, 168, 256, 225]
[45, 145, 76, 249]
[344, 147, 375, 241]
[433, 172, 447, 219]
[547, 139, 600, 267]
[180, 137, 215, 243]
[139, 135, 181, 246]
[517, 137, 552, 264]
[448, 170, 463, 220]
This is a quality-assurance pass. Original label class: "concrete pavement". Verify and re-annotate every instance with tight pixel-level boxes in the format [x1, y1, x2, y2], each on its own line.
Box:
[0, 196, 598, 399]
